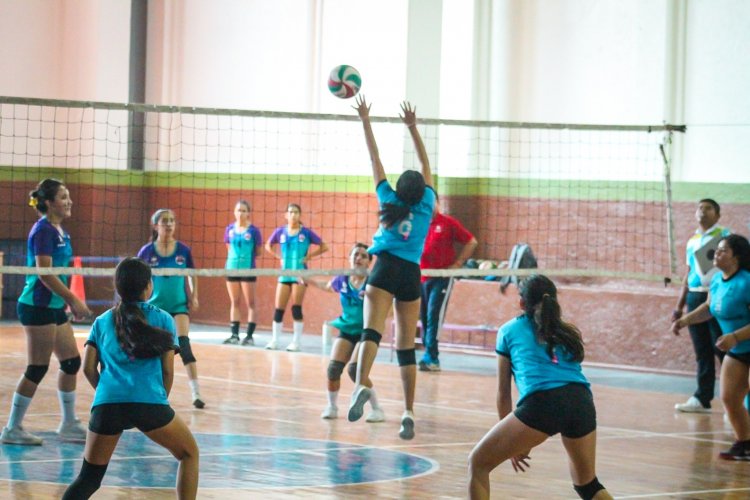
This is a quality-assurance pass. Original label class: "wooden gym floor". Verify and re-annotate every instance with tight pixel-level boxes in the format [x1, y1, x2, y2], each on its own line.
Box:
[0, 323, 748, 499]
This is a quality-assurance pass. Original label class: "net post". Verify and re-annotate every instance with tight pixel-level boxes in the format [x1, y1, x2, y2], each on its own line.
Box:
[660, 131, 678, 282]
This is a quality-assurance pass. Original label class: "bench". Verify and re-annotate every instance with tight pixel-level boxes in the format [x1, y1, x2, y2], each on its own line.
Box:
[389, 321, 497, 361]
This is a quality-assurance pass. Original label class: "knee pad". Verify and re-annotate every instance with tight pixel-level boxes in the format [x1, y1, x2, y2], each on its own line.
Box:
[59, 356, 81, 375]
[291, 305, 303, 321]
[178, 336, 196, 365]
[347, 362, 358, 383]
[273, 309, 284, 323]
[62, 459, 108, 500]
[24, 364, 49, 384]
[396, 348, 416, 367]
[327, 360, 345, 381]
[574, 477, 605, 500]
[361, 328, 382, 346]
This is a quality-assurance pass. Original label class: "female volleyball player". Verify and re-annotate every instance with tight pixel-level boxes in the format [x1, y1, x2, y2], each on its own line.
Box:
[222, 200, 262, 346]
[137, 209, 204, 408]
[305, 242, 384, 422]
[347, 96, 435, 441]
[468, 275, 612, 500]
[672, 234, 750, 460]
[1, 179, 92, 446]
[62, 257, 198, 500]
[264, 203, 328, 351]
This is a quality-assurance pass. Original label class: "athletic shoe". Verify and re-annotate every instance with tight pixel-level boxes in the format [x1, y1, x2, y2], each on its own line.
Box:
[57, 419, 87, 441]
[347, 386, 372, 422]
[193, 396, 206, 409]
[241, 336, 254, 346]
[223, 336, 240, 345]
[1, 426, 43, 446]
[366, 408, 386, 423]
[285, 341, 300, 352]
[321, 405, 338, 419]
[419, 361, 441, 372]
[719, 441, 750, 461]
[399, 412, 415, 440]
[675, 396, 711, 413]
[265, 339, 278, 350]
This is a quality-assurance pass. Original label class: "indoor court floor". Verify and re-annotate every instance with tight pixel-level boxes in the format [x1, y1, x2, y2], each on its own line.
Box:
[1, 322, 748, 499]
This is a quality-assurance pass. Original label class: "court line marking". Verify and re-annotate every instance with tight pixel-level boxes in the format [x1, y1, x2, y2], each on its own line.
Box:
[616, 486, 750, 498]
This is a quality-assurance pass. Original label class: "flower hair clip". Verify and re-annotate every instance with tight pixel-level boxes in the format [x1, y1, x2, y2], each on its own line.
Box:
[28, 197, 38, 208]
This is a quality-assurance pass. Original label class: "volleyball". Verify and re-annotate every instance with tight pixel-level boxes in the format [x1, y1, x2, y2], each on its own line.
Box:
[328, 65, 361, 99]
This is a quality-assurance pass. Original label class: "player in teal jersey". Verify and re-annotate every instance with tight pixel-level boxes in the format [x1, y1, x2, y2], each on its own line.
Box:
[2, 179, 92, 446]
[305, 243, 385, 422]
[137, 209, 204, 409]
[673, 234, 750, 460]
[264, 203, 328, 351]
[223, 200, 262, 346]
[347, 96, 435, 441]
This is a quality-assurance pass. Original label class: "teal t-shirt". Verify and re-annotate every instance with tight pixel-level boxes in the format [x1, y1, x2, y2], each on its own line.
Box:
[329, 275, 365, 335]
[496, 314, 590, 405]
[685, 225, 731, 288]
[709, 269, 750, 354]
[224, 223, 262, 270]
[267, 226, 322, 283]
[18, 217, 72, 309]
[137, 242, 195, 314]
[86, 302, 178, 407]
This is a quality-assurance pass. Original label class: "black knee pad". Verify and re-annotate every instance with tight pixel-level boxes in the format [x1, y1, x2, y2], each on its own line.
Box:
[396, 348, 416, 367]
[327, 360, 345, 381]
[291, 305, 303, 321]
[574, 476, 605, 500]
[361, 328, 382, 346]
[59, 356, 81, 375]
[178, 336, 196, 365]
[347, 362, 358, 383]
[273, 309, 284, 323]
[62, 459, 108, 500]
[24, 364, 49, 384]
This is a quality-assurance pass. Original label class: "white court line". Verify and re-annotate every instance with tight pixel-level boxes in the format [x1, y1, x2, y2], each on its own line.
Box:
[616, 486, 750, 498]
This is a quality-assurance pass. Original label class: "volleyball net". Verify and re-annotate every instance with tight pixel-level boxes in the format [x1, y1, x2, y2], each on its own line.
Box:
[0, 96, 683, 293]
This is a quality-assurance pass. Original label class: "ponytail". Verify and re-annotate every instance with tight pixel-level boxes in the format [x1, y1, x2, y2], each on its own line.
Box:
[379, 204, 411, 229]
[379, 170, 426, 229]
[520, 275, 584, 363]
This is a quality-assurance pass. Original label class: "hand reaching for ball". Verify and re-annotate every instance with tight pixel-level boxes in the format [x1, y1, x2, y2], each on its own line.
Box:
[400, 101, 417, 128]
[353, 95, 371, 120]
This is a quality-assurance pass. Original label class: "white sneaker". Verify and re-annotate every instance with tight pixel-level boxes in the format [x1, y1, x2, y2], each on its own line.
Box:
[321, 405, 338, 419]
[285, 341, 300, 352]
[265, 339, 278, 350]
[366, 408, 386, 423]
[57, 419, 87, 441]
[675, 396, 711, 413]
[1, 426, 43, 446]
[347, 386, 372, 422]
[399, 412, 415, 440]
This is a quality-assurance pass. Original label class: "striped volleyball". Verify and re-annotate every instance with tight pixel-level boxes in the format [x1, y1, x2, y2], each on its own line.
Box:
[327, 65, 362, 99]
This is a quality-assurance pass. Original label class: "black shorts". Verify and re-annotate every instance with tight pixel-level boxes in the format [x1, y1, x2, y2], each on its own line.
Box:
[367, 252, 421, 302]
[17, 303, 69, 326]
[226, 276, 257, 283]
[338, 332, 361, 345]
[514, 383, 596, 438]
[89, 403, 175, 435]
[727, 351, 750, 365]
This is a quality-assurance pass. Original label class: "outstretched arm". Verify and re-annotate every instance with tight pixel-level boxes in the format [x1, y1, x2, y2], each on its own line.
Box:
[353, 95, 386, 186]
[400, 101, 433, 188]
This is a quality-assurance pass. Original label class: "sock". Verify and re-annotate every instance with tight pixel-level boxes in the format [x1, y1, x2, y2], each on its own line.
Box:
[58, 390, 77, 424]
[271, 321, 282, 342]
[230, 321, 240, 337]
[8, 393, 33, 429]
[292, 321, 303, 344]
[402, 409, 415, 420]
[246, 322, 256, 338]
[369, 388, 380, 410]
[327, 390, 338, 408]
[188, 379, 201, 398]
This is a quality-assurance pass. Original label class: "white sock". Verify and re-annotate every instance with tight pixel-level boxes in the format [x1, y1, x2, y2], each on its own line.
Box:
[271, 321, 282, 342]
[188, 379, 201, 397]
[327, 390, 338, 408]
[8, 393, 33, 429]
[292, 321, 303, 344]
[58, 390, 77, 424]
[403, 409, 415, 420]
[369, 388, 380, 410]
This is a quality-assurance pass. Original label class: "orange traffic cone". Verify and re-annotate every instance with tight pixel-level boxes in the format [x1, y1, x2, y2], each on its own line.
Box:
[69, 256, 86, 303]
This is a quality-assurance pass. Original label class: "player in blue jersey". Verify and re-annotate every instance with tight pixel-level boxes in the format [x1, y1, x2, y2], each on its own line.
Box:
[347, 96, 435, 441]
[1, 179, 92, 446]
[62, 258, 198, 500]
[468, 275, 612, 500]
[264, 203, 329, 351]
[137, 209, 205, 409]
[672, 234, 750, 460]
[222, 200, 262, 346]
[305, 243, 385, 422]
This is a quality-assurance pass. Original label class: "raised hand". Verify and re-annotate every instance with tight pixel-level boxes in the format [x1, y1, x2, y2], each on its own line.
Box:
[353, 94, 371, 120]
[399, 101, 417, 127]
